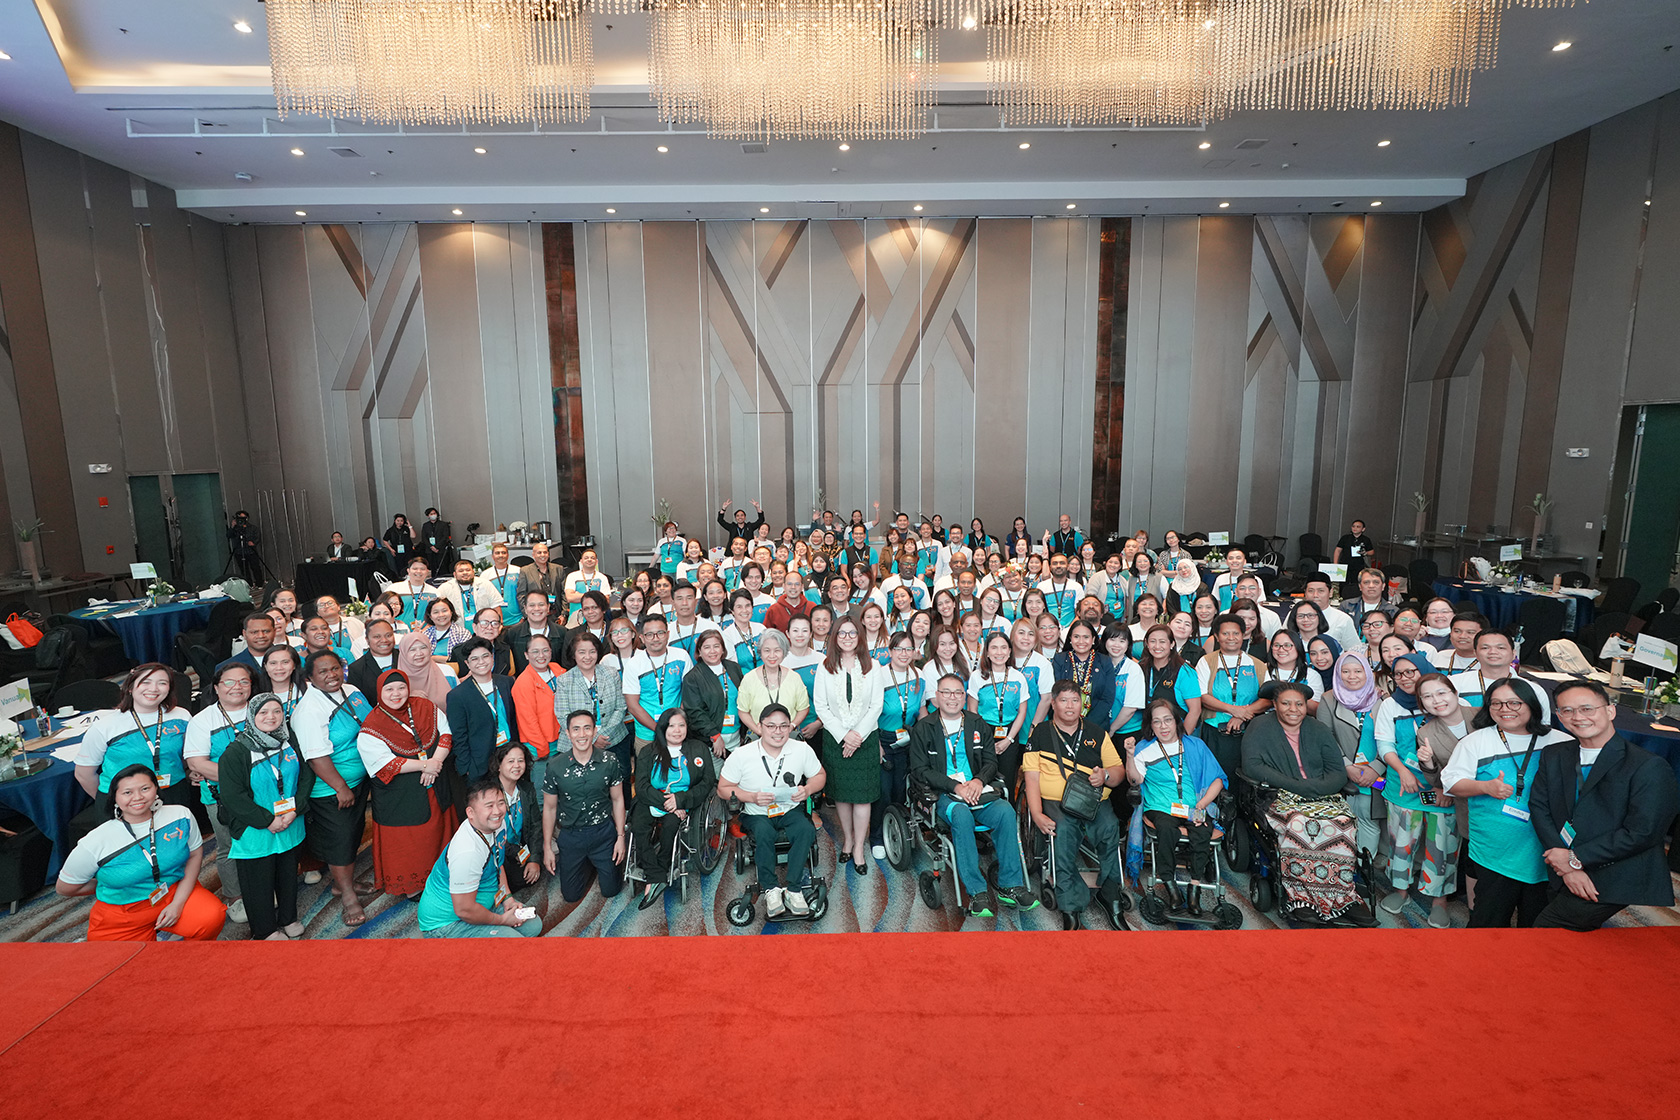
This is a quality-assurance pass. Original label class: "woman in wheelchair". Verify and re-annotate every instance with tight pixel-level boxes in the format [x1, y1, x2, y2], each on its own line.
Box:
[629, 709, 718, 909]
[1241, 681, 1373, 925]
[1125, 698, 1226, 913]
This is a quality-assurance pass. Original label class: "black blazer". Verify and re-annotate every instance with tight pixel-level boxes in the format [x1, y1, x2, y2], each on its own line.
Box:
[345, 651, 395, 700]
[1530, 734, 1679, 906]
[907, 711, 999, 795]
[504, 620, 562, 675]
[633, 738, 718, 813]
[446, 675, 519, 783]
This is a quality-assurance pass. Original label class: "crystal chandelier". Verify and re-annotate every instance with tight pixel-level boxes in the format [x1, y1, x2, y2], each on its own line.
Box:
[265, 0, 595, 125]
[644, 0, 943, 141]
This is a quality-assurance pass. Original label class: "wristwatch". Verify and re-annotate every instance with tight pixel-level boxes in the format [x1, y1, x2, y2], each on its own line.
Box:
[1567, 853, 1582, 871]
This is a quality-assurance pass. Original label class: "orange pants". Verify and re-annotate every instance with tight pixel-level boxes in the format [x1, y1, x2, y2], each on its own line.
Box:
[87, 884, 227, 942]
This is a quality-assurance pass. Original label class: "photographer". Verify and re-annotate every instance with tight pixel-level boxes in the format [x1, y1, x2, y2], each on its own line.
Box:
[229, 509, 262, 586]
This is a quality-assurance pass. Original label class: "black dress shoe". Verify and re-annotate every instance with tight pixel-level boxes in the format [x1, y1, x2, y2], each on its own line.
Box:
[637, 882, 666, 910]
[853, 858, 869, 875]
[1062, 911, 1083, 931]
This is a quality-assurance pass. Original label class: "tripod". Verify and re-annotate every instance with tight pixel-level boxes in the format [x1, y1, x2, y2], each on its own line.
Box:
[220, 544, 279, 588]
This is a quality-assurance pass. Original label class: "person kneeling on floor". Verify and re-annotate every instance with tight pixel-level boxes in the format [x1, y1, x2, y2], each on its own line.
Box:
[1024, 680, 1128, 930]
[417, 779, 541, 938]
[908, 673, 1038, 919]
[717, 704, 826, 918]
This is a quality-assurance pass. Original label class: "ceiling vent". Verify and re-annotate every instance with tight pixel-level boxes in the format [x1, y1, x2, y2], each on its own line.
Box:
[329, 147, 363, 157]
[740, 142, 769, 154]
[1235, 138, 1269, 150]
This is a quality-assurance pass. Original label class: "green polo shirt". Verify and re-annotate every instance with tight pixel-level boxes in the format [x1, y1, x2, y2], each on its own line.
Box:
[542, 748, 622, 829]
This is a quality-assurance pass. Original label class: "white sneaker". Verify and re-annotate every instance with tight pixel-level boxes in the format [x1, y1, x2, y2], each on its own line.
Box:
[303, 870, 323, 885]
[783, 887, 812, 917]
[870, 844, 886, 860]
[763, 887, 785, 918]
[226, 898, 247, 924]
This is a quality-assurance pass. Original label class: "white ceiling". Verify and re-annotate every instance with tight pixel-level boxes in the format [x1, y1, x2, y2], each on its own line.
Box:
[0, 0, 1675, 223]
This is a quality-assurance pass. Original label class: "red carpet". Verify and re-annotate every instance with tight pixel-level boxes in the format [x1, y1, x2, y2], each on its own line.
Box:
[3, 931, 1677, 1117]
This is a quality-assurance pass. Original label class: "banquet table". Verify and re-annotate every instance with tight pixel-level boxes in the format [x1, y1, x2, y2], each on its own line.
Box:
[1432, 578, 1595, 635]
[69, 598, 223, 665]
[0, 721, 91, 880]
[294, 557, 382, 604]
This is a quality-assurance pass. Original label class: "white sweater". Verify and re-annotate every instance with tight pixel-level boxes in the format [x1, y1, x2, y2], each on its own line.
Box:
[812, 658, 886, 740]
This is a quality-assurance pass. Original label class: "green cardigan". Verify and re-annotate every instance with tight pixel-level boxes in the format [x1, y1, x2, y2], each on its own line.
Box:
[216, 727, 298, 840]
[1240, 712, 1347, 797]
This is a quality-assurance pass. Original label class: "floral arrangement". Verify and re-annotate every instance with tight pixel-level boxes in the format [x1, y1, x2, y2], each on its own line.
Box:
[147, 579, 176, 600]
[0, 731, 21, 759]
[1528, 492, 1555, 518]
[1488, 563, 1518, 582]
[509, 521, 529, 533]
[649, 498, 675, 530]
[342, 598, 369, 617]
[1407, 492, 1430, 513]
[1653, 677, 1680, 709]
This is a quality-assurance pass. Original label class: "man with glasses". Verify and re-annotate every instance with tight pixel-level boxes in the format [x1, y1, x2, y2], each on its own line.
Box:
[1528, 681, 1679, 930]
[717, 704, 826, 919]
[909, 674, 1037, 919]
[622, 617, 693, 745]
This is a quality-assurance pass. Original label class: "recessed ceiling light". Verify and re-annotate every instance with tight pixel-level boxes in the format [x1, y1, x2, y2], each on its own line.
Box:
[838, 142, 850, 151]
[1198, 141, 1212, 150]
[451, 208, 463, 215]
[233, 20, 252, 34]
[1218, 201, 1230, 209]
[759, 207, 770, 213]
[1377, 139, 1391, 147]
[294, 210, 306, 217]
[1018, 141, 1030, 150]
[1553, 40, 1572, 52]
[606, 208, 616, 214]
[657, 145, 669, 153]
[913, 204, 923, 211]
[961, 14, 977, 30]
[290, 148, 304, 156]
[1065, 203, 1076, 210]
[1370, 200, 1383, 207]
[473, 146, 487, 154]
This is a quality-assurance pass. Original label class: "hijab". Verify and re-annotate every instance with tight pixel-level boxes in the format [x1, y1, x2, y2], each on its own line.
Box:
[359, 668, 441, 759]
[396, 631, 454, 712]
[240, 694, 291, 755]
[1389, 652, 1437, 713]
[1330, 650, 1379, 715]
[1169, 559, 1201, 596]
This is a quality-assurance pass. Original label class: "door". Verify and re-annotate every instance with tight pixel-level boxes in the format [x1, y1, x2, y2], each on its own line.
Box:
[127, 472, 227, 590]
[1610, 404, 1680, 609]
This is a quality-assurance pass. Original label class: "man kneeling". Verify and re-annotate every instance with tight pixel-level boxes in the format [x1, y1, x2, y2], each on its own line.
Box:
[907, 673, 1037, 918]
[718, 704, 826, 919]
[417, 779, 542, 938]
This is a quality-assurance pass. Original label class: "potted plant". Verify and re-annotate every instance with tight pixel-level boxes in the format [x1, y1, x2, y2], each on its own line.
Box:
[12, 518, 44, 587]
[0, 729, 25, 780]
[1407, 492, 1430, 541]
[1528, 493, 1554, 554]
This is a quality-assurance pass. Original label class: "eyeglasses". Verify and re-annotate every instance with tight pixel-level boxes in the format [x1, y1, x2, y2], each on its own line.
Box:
[1488, 699, 1527, 710]
[935, 688, 965, 697]
[1555, 704, 1606, 718]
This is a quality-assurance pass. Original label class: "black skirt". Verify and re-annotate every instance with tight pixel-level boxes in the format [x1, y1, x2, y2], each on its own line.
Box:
[307, 782, 369, 866]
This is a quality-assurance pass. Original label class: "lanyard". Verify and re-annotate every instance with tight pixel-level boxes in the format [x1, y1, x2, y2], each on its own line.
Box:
[1220, 654, 1244, 697]
[760, 750, 788, 787]
[256, 742, 293, 796]
[122, 817, 161, 885]
[1049, 580, 1070, 608]
[652, 652, 671, 704]
[1161, 740, 1186, 799]
[471, 824, 500, 863]
[132, 709, 166, 770]
[1496, 729, 1541, 797]
[762, 666, 785, 708]
[890, 667, 912, 723]
[216, 705, 239, 733]
[943, 721, 965, 772]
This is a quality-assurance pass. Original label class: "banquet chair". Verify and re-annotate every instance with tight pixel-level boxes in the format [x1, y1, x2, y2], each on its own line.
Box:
[1297, 533, 1329, 566]
[1407, 559, 1440, 596]
[1516, 597, 1568, 662]
[1599, 577, 1641, 616]
[50, 678, 122, 712]
[1557, 570, 1593, 589]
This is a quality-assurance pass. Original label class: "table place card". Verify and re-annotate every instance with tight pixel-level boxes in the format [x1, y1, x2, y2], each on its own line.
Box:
[130, 562, 158, 580]
[1207, 532, 1230, 547]
[0, 678, 31, 718]
[1320, 563, 1348, 583]
[1498, 544, 1524, 562]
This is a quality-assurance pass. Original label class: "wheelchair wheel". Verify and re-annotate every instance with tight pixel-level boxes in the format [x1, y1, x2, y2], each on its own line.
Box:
[726, 899, 754, 927]
[1213, 902, 1243, 930]
[809, 895, 828, 921]
[697, 807, 726, 874]
[1249, 875, 1275, 913]
[1039, 879, 1057, 911]
[882, 806, 912, 872]
[1138, 891, 1168, 926]
[1224, 823, 1253, 873]
[733, 837, 749, 876]
[917, 871, 942, 910]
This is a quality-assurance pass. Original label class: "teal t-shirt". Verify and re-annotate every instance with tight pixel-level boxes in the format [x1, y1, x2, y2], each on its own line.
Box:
[417, 821, 507, 932]
[229, 742, 307, 860]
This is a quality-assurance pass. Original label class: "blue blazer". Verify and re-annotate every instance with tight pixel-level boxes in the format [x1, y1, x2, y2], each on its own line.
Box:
[446, 674, 518, 782]
[1051, 652, 1120, 724]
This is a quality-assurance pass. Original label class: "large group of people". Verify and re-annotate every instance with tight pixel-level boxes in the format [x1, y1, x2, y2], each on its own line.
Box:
[54, 508, 1678, 939]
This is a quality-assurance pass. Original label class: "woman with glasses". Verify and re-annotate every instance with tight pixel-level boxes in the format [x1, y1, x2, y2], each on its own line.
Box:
[554, 632, 632, 801]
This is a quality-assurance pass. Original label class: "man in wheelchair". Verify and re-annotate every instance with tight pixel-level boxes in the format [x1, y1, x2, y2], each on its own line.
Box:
[906, 673, 1037, 919]
[717, 704, 827, 919]
[1024, 680, 1129, 930]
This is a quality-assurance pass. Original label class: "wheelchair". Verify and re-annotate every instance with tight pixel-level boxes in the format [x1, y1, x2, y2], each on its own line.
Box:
[1223, 771, 1376, 925]
[1133, 793, 1242, 929]
[881, 781, 1016, 913]
[723, 797, 829, 926]
[624, 795, 728, 905]
[1020, 798, 1133, 929]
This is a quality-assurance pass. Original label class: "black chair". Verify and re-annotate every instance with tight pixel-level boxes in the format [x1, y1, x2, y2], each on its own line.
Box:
[0, 812, 52, 913]
[1644, 611, 1680, 648]
[1242, 533, 1268, 558]
[50, 677, 122, 712]
[1600, 577, 1641, 616]
[1576, 612, 1630, 667]
[1516, 597, 1568, 661]
[45, 614, 127, 677]
[510, 555, 536, 568]
[1297, 533, 1328, 565]
[1408, 559, 1440, 597]
[183, 642, 223, 704]
[1659, 588, 1680, 613]
[26, 627, 91, 712]
[203, 599, 248, 660]
[1557, 570, 1593, 589]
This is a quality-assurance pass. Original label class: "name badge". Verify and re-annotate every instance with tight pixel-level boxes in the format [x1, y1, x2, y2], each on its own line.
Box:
[1170, 802, 1190, 819]
[1560, 822, 1577, 845]
[993, 725, 1009, 740]
[156, 773, 172, 788]
[1501, 803, 1531, 822]
[517, 844, 531, 863]
[722, 713, 736, 729]
[148, 884, 170, 905]
[894, 729, 910, 748]
[272, 797, 296, 816]
[495, 728, 511, 747]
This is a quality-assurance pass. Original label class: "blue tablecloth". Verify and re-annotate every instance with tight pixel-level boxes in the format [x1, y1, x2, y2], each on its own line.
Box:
[1433, 579, 1595, 635]
[1617, 707, 1680, 786]
[70, 598, 222, 665]
[0, 725, 90, 881]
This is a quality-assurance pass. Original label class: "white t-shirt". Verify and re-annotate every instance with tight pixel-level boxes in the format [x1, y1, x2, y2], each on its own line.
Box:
[1431, 646, 1480, 673]
[183, 704, 249, 759]
[76, 707, 194, 770]
[442, 819, 504, 895]
[58, 806, 202, 897]
[718, 738, 824, 817]
[1448, 667, 1553, 722]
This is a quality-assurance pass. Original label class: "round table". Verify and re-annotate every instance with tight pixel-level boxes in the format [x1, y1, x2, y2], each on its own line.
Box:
[1432, 578, 1595, 635]
[1616, 706, 1680, 783]
[0, 724, 90, 881]
[69, 598, 222, 665]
